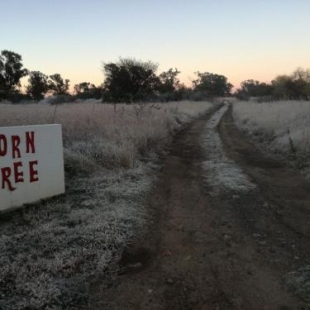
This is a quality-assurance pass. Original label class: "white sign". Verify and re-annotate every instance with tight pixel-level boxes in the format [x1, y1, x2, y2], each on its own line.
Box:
[0, 124, 65, 211]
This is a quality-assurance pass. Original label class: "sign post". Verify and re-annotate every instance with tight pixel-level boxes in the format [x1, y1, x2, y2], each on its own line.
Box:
[0, 124, 65, 211]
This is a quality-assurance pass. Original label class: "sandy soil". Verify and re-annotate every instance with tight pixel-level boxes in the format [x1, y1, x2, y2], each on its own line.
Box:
[81, 104, 310, 310]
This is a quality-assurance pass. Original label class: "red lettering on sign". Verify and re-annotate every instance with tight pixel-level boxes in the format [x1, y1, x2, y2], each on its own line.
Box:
[0, 131, 40, 193]
[0, 134, 7, 156]
[26, 131, 35, 154]
[13, 161, 24, 183]
[12, 135, 21, 159]
[1, 167, 16, 191]
[29, 160, 39, 182]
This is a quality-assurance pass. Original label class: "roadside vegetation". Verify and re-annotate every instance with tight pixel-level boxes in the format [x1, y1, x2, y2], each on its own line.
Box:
[0, 101, 213, 310]
[233, 100, 310, 179]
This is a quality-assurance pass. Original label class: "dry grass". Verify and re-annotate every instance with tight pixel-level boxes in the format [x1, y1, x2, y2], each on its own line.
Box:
[0, 101, 212, 170]
[0, 100, 213, 310]
[233, 100, 310, 179]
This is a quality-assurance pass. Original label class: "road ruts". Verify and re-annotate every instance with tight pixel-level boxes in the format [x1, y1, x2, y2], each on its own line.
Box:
[80, 103, 308, 310]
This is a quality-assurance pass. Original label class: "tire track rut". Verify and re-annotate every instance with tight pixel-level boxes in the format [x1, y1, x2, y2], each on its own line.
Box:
[82, 104, 309, 309]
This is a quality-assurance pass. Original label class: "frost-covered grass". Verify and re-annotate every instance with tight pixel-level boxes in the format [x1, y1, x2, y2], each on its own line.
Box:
[233, 100, 310, 179]
[0, 101, 212, 170]
[286, 265, 310, 304]
[202, 105, 255, 192]
[0, 100, 213, 310]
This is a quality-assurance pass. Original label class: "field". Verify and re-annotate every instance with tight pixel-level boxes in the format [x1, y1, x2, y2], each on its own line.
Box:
[0, 100, 214, 170]
[1, 99, 310, 309]
[0, 100, 213, 310]
[233, 100, 310, 179]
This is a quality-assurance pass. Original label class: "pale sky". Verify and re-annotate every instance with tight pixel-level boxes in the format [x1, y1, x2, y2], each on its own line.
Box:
[1, 0, 309, 91]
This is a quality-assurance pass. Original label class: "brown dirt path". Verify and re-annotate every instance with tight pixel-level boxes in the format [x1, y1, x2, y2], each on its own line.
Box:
[82, 105, 310, 309]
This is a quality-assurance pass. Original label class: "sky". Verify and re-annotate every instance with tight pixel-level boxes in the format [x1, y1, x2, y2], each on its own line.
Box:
[1, 0, 309, 92]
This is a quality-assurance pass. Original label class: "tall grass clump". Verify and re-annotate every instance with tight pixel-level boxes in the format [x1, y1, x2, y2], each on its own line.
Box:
[233, 100, 310, 178]
[0, 100, 213, 309]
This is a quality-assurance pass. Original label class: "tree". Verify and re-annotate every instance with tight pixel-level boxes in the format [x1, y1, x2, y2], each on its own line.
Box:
[192, 72, 233, 97]
[26, 71, 49, 101]
[235, 79, 273, 100]
[156, 68, 184, 101]
[291, 67, 310, 83]
[272, 75, 304, 100]
[158, 68, 181, 93]
[0, 50, 28, 100]
[74, 82, 94, 94]
[48, 73, 70, 95]
[271, 68, 310, 100]
[290, 67, 310, 99]
[74, 82, 102, 99]
[102, 58, 160, 103]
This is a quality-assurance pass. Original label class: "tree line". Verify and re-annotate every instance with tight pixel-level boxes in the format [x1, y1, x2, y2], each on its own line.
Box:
[0, 50, 232, 103]
[0, 50, 309, 103]
[235, 68, 310, 101]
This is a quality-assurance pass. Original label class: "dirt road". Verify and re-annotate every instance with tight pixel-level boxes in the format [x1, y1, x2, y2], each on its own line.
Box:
[83, 104, 310, 309]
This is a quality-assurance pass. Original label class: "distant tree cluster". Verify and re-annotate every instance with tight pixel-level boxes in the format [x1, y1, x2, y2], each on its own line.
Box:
[0, 50, 104, 103]
[192, 72, 233, 97]
[101, 57, 233, 103]
[0, 50, 77, 102]
[74, 82, 102, 99]
[1, 49, 309, 104]
[235, 68, 310, 101]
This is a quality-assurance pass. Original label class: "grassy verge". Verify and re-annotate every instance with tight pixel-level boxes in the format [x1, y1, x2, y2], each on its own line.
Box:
[0, 100, 213, 310]
[232, 100, 310, 179]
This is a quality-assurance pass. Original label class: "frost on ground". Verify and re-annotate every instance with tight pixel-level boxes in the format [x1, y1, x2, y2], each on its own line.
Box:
[286, 265, 310, 304]
[0, 163, 153, 310]
[0, 101, 213, 310]
[202, 105, 256, 192]
[233, 100, 310, 180]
